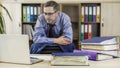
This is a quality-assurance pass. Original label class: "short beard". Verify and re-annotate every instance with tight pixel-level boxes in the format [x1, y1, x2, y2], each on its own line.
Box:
[47, 20, 55, 25]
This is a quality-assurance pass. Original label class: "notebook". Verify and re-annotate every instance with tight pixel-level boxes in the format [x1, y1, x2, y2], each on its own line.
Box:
[51, 52, 89, 66]
[0, 34, 43, 64]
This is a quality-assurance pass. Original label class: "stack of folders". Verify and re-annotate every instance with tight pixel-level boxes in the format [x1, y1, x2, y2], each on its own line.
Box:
[51, 52, 89, 66]
[80, 36, 120, 58]
[74, 50, 113, 61]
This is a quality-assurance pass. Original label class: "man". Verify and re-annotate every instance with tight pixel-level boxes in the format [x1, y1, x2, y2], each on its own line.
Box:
[30, 0, 74, 54]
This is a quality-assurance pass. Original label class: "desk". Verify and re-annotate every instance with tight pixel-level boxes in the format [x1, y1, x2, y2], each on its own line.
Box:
[0, 55, 120, 68]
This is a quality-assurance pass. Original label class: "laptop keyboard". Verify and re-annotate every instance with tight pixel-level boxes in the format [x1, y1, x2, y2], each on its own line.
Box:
[30, 57, 43, 64]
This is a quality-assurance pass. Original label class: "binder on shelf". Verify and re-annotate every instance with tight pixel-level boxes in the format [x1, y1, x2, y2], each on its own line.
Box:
[22, 6, 27, 22]
[26, 6, 31, 22]
[93, 6, 96, 22]
[81, 6, 84, 22]
[84, 24, 88, 39]
[34, 6, 38, 22]
[80, 24, 84, 41]
[88, 24, 92, 39]
[84, 6, 88, 23]
[88, 6, 92, 22]
[30, 6, 34, 22]
[96, 6, 100, 23]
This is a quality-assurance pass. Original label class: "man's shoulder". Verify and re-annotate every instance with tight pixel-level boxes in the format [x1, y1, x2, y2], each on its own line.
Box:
[37, 14, 46, 22]
[38, 14, 45, 19]
[59, 12, 70, 19]
[60, 12, 68, 16]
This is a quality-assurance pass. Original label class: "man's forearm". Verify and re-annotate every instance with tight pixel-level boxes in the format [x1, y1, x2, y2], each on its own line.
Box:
[53, 36, 70, 45]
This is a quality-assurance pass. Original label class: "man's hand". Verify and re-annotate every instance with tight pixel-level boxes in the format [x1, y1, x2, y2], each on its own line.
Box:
[53, 36, 70, 45]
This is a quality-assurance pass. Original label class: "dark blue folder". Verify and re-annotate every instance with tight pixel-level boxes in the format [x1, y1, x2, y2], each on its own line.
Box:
[52, 52, 89, 56]
[81, 36, 116, 43]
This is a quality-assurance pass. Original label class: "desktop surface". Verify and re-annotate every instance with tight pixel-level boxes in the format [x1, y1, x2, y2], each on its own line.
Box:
[0, 54, 120, 68]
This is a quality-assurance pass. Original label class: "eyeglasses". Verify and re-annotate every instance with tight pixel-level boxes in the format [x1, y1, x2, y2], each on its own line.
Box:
[44, 11, 57, 16]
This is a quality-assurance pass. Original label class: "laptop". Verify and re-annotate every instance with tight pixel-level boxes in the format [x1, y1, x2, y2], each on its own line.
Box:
[0, 34, 43, 64]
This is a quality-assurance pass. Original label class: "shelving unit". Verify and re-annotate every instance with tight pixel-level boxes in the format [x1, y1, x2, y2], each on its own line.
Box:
[21, 3, 41, 45]
[21, 3, 41, 38]
[21, 3, 101, 49]
[79, 3, 101, 41]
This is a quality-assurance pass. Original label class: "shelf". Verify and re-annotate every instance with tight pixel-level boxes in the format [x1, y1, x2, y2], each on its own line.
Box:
[81, 22, 101, 24]
[22, 22, 36, 25]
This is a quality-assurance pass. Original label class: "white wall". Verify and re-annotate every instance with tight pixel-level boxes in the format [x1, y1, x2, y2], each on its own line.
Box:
[2, 3, 21, 34]
[2, 0, 120, 3]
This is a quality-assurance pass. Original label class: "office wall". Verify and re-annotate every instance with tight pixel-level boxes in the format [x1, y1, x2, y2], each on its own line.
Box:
[2, 0, 120, 3]
[0, 0, 1, 12]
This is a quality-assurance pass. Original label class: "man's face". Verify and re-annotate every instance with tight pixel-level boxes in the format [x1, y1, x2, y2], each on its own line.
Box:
[44, 7, 58, 24]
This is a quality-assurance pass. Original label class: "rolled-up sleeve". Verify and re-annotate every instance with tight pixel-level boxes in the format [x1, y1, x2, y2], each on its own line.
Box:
[62, 15, 73, 43]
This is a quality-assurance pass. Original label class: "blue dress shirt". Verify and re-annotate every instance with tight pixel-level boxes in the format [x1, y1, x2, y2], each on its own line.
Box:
[33, 12, 73, 44]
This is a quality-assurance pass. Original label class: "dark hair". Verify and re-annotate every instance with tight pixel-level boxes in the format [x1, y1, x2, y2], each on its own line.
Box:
[44, 0, 59, 11]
